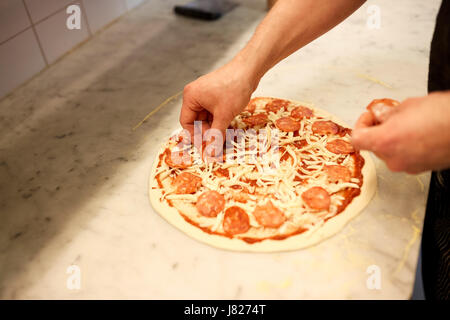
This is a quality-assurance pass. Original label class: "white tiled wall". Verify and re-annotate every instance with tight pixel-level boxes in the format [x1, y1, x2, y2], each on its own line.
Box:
[0, 0, 147, 99]
[35, 2, 90, 64]
[82, 0, 128, 33]
[0, 0, 31, 43]
[0, 29, 46, 98]
[24, 0, 75, 24]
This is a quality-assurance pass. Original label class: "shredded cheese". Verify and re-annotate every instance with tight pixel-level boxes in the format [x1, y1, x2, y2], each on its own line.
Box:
[156, 98, 363, 239]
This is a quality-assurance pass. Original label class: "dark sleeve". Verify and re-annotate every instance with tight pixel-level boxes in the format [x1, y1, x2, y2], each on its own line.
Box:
[428, 0, 450, 92]
[422, 0, 450, 301]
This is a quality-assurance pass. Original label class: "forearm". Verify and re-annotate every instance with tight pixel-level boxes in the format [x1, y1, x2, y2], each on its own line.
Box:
[232, 0, 365, 88]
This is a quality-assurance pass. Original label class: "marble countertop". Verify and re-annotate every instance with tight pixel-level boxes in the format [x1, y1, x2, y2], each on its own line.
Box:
[0, 0, 441, 299]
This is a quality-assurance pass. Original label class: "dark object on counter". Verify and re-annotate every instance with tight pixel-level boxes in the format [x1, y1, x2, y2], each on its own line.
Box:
[174, 0, 238, 21]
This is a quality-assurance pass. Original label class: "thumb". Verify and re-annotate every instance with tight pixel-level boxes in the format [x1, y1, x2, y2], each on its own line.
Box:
[351, 125, 384, 152]
[354, 111, 376, 130]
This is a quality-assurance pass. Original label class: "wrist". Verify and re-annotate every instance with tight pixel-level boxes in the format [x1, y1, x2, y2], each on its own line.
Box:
[228, 52, 265, 93]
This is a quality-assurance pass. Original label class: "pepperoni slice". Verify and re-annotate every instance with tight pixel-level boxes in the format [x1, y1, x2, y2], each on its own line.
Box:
[173, 172, 202, 194]
[326, 139, 354, 154]
[223, 206, 250, 235]
[291, 106, 313, 119]
[165, 149, 192, 168]
[366, 98, 400, 124]
[253, 201, 286, 228]
[293, 139, 308, 149]
[214, 167, 229, 178]
[232, 191, 250, 203]
[196, 190, 225, 217]
[339, 127, 352, 137]
[242, 113, 269, 127]
[275, 117, 301, 132]
[311, 120, 339, 135]
[324, 165, 351, 183]
[302, 187, 331, 211]
[265, 99, 289, 113]
[169, 130, 191, 146]
[244, 100, 257, 113]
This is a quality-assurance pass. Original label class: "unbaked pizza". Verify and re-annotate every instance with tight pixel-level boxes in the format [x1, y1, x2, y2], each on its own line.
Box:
[149, 97, 376, 252]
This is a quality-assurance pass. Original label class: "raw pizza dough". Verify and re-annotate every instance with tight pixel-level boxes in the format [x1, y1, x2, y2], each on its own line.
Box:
[149, 98, 377, 252]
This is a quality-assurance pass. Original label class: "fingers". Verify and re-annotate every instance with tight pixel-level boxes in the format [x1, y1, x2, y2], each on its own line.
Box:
[210, 113, 232, 141]
[351, 124, 385, 152]
[190, 120, 209, 152]
[354, 111, 376, 130]
[180, 85, 210, 138]
[352, 111, 380, 151]
[180, 98, 198, 138]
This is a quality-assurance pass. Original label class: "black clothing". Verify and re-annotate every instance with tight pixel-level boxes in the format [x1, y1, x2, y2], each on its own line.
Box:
[423, 0, 450, 300]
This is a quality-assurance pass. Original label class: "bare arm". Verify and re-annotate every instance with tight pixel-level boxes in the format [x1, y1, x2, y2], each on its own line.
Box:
[235, 0, 366, 84]
[180, 0, 366, 136]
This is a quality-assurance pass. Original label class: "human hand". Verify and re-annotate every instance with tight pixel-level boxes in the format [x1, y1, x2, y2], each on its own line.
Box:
[180, 60, 259, 141]
[352, 92, 450, 173]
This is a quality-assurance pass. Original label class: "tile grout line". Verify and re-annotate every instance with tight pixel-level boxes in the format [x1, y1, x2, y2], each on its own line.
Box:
[78, 0, 93, 36]
[25, 0, 83, 28]
[3, 0, 138, 51]
[21, 0, 49, 66]
[1, 0, 138, 101]
[0, 26, 33, 47]
[1, 0, 84, 47]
